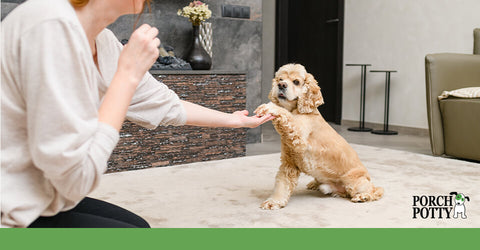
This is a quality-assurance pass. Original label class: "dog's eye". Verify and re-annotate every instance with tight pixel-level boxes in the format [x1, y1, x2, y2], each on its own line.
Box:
[293, 80, 300, 85]
[279, 78, 283, 81]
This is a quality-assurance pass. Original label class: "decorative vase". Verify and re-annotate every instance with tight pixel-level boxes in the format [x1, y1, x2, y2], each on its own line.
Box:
[199, 22, 213, 58]
[186, 25, 212, 70]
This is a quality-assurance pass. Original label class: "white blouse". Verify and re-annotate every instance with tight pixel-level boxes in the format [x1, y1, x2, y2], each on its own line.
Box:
[1, 0, 186, 227]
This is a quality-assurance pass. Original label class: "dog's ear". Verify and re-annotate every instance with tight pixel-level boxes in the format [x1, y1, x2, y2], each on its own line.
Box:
[450, 192, 458, 196]
[268, 78, 280, 105]
[465, 196, 470, 202]
[297, 73, 324, 114]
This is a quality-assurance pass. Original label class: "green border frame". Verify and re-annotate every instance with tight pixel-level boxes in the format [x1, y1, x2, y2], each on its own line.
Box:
[0, 228, 478, 249]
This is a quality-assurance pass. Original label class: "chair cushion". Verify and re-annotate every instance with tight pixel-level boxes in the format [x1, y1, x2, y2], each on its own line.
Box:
[439, 98, 480, 161]
[438, 87, 480, 100]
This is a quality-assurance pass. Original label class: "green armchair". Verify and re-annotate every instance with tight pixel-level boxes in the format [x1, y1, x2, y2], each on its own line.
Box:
[425, 29, 480, 161]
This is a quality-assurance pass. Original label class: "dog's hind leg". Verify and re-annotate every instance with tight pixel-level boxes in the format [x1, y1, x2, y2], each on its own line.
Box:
[261, 163, 301, 210]
[306, 179, 320, 190]
[313, 182, 348, 198]
[348, 177, 384, 202]
[307, 180, 343, 196]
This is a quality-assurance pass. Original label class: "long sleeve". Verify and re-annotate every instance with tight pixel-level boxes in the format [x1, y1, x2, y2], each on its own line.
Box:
[127, 73, 187, 128]
[96, 29, 187, 129]
[21, 19, 119, 202]
[1, 0, 187, 228]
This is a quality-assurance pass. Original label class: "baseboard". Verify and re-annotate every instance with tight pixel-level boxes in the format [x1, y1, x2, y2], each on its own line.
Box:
[342, 120, 429, 137]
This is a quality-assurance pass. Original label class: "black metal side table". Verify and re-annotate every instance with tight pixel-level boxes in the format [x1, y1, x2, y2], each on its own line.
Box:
[370, 70, 398, 135]
[346, 64, 372, 132]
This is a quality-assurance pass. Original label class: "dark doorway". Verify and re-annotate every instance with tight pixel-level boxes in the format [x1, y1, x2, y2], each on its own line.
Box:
[276, 0, 344, 124]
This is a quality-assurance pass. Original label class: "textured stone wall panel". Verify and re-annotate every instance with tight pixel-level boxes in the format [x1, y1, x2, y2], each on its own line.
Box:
[107, 73, 247, 173]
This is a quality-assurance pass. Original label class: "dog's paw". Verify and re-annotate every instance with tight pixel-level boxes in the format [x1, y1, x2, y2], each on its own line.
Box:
[260, 198, 286, 210]
[306, 180, 320, 190]
[351, 193, 372, 203]
[254, 104, 269, 117]
[255, 103, 280, 117]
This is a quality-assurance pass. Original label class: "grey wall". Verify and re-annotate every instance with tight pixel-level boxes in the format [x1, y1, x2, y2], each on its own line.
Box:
[1, 0, 25, 20]
[2, 0, 265, 143]
[343, 0, 480, 129]
[110, 0, 263, 143]
[261, 0, 275, 104]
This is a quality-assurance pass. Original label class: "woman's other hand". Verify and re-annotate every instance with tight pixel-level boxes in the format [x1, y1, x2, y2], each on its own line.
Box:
[100, 24, 160, 131]
[117, 24, 160, 85]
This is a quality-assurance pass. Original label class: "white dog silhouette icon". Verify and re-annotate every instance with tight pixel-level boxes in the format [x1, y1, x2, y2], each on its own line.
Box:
[450, 192, 470, 219]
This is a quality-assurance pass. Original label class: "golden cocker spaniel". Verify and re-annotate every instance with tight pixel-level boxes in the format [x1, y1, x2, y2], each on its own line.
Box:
[255, 64, 384, 210]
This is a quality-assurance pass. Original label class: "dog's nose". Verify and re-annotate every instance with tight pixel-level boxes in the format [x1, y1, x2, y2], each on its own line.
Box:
[278, 82, 287, 90]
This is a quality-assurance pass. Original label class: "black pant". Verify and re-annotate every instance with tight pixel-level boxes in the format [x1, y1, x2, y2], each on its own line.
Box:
[28, 197, 150, 228]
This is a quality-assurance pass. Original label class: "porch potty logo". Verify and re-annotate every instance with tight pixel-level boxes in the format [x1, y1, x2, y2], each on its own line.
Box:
[412, 191, 470, 219]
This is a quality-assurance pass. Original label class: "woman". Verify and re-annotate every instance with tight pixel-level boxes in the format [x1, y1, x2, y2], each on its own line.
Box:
[1, 0, 274, 228]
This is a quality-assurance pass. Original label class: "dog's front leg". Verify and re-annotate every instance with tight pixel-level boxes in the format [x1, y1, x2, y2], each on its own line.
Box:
[261, 163, 301, 210]
[255, 103, 305, 149]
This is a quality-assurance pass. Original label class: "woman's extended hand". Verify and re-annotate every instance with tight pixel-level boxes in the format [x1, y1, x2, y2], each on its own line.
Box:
[117, 24, 160, 85]
[231, 110, 275, 128]
[181, 101, 275, 129]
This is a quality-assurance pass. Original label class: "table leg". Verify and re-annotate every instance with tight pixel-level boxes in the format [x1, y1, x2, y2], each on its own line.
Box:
[348, 65, 372, 132]
[372, 72, 398, 135]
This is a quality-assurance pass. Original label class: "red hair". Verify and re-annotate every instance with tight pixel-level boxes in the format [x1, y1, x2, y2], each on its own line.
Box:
[69, 0, 152, 29]
[69, 0, 88, 8]
[69, 0, 152, 10]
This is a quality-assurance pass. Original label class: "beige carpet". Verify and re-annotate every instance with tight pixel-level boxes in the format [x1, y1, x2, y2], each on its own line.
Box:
[90, 144, 480, 228]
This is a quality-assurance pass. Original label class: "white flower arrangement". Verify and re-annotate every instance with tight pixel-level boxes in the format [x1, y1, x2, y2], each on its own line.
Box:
[177, 1, 212, 26]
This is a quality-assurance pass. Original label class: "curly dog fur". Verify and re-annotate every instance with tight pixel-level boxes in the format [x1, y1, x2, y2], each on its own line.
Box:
[255, 64, 383, 210]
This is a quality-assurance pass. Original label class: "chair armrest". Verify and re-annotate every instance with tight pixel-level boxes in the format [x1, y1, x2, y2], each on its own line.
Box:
[425, 53, 480, 155]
